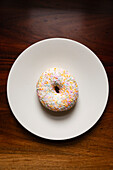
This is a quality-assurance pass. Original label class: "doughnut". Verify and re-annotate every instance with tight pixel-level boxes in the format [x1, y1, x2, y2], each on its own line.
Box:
[36, 68, 78, 112]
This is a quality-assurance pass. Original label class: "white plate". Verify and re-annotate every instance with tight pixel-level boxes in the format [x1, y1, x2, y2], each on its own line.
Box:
[7, 38, 109, 140]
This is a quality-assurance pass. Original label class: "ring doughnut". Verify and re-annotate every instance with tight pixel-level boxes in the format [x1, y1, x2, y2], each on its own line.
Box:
[36, 68, 78, 112]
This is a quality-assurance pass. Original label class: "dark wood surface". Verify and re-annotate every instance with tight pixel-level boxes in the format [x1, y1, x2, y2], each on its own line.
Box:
[0, 0, 113, 169]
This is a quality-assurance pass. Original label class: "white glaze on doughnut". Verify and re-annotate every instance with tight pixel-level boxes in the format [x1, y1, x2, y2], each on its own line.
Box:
[36, 68, 78, 111]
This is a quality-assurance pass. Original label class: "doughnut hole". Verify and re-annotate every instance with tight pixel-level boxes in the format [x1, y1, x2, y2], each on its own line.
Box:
[55, 86, 60, 93]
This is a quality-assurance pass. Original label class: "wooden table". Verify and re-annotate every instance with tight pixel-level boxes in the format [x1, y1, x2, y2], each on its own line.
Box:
[0, 0, 113, 169]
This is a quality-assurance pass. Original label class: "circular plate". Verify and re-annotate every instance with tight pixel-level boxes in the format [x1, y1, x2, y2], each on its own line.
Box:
[7, 38, 109, 140]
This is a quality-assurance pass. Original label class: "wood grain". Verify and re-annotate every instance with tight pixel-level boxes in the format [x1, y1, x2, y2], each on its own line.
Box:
[0, 0, 113, 169]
